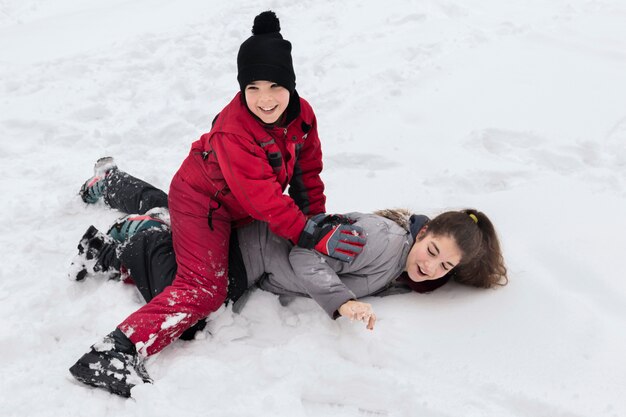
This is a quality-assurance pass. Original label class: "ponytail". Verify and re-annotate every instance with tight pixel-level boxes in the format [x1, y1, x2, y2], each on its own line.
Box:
[434, 209, 508, 288]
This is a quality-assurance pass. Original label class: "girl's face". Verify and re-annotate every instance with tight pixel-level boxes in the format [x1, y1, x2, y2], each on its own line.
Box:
[244, 80, 290, 124]
[405, 231, 462, 282]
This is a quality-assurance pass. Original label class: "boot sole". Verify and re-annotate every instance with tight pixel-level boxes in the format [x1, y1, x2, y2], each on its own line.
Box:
[69, 353, 134, 398]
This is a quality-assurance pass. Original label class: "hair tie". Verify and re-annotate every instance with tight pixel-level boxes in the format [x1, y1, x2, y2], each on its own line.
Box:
[469, 213, 478, 224]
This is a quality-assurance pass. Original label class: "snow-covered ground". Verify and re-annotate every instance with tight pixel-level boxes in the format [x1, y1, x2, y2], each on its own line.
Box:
[1, 1, 625, 416]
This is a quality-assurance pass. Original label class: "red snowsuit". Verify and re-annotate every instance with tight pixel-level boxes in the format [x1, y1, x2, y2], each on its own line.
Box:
[118, 92, 326, 356]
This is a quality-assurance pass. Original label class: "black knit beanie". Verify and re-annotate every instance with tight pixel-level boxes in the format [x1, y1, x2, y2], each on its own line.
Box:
[237, 11, 296, 94]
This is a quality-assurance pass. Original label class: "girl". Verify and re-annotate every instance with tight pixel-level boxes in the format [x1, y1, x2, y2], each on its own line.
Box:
[68, 162, 507, 397]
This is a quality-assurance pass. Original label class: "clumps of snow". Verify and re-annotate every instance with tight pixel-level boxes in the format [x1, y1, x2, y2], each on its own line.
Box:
[109, 358, 124, 371]
[93, 338, 115, 352]
[160, 312, 188, 330]
[67, 251, 97, 281]
[119, 325, 135, 338]
[88, 362, 103, 372]
[136, 334, 158, 358]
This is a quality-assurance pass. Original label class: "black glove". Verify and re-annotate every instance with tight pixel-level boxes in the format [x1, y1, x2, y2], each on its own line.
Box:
[297, 214, 367, 262]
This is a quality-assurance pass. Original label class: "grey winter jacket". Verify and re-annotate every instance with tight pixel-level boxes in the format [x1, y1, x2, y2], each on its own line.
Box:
[236, 213, 414, 318]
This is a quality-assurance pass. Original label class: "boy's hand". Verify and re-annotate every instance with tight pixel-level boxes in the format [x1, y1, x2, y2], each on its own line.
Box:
[297, 214, 366, 262]
[338, 300, 376, 330]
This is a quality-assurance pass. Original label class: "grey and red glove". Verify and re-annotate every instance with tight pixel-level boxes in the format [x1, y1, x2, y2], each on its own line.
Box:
[297, 214, 367, 262]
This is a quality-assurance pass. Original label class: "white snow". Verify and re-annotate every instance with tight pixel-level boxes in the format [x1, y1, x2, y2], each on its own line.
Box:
[160, 313, 188, 330]
[1, 0, 625, 416]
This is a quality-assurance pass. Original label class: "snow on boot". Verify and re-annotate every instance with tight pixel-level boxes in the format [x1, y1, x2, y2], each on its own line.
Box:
[69, 329, 151, 398]
[79, 156, 117, 203]
[107, 212, 168, 243]
[69, 225, 121, 281]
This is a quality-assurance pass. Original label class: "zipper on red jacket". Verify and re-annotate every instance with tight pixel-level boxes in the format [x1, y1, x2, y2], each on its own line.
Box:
[207, 190, 221, 231]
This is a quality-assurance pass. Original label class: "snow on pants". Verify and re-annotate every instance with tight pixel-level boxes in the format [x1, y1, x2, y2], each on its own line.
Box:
[118, 171, 231, 357]
[104, 170, 169, 213]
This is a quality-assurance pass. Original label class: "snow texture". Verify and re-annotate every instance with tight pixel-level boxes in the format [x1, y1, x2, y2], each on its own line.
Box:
[1, 1, 625, 416]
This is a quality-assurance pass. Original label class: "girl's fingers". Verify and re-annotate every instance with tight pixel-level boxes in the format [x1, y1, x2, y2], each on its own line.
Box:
[341, 301, 374, 328]
[366, 313, 376, 330]
[355, 306, 372, 322]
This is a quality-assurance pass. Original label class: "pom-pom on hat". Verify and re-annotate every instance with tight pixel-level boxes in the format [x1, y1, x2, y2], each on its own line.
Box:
[237, 11, 296, 94]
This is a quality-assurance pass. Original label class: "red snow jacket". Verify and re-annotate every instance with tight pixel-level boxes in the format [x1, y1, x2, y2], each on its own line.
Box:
[174, 92, 326, 243]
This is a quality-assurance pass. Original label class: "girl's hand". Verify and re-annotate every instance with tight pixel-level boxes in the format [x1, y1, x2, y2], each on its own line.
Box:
[338, 300, 376, 330]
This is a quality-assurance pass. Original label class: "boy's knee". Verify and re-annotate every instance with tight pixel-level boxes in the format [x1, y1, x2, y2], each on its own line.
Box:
[195, 284, 229, 313]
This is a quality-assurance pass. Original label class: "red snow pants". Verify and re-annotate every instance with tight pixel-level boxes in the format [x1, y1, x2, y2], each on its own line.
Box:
[118, 170, 230, 356]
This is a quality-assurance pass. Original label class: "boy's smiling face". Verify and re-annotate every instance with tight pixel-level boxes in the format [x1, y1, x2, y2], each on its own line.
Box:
[244, 80, 290, 124]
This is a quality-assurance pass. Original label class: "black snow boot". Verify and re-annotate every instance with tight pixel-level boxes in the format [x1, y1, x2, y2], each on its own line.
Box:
[69, 225, 121, 281]
[69, 328, 151, 398]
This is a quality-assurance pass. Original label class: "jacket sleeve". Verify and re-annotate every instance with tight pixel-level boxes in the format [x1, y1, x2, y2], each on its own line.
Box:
[288, 246, 356, 319]
[288, 114, 326, 216]
[287, 213, 409, 318]
[211, 133, 307, 244]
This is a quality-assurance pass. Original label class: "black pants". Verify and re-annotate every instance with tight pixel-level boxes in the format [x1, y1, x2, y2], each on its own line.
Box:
[104, 170, 169, 216]
[104, 170, 248, 305]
